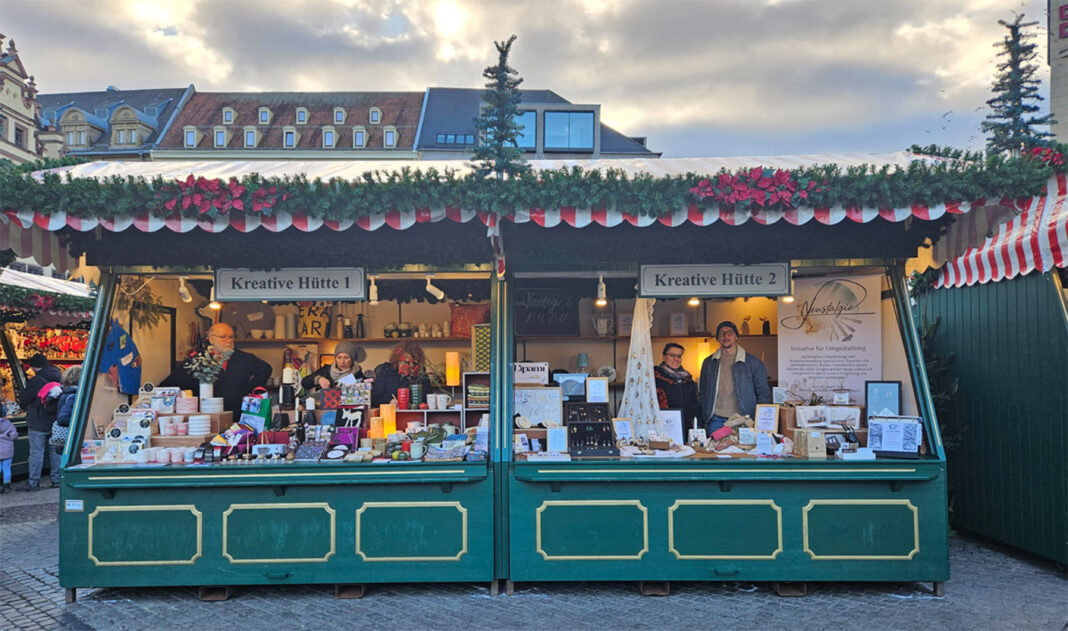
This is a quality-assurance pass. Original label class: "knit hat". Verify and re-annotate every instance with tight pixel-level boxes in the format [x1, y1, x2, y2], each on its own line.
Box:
[333, 342, 366, 363]
[715, 321, 740, 337]
[28, 353, 49, 369]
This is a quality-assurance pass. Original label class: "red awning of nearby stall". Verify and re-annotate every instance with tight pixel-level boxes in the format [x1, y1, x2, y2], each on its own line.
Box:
[934, 173, 1067, 288]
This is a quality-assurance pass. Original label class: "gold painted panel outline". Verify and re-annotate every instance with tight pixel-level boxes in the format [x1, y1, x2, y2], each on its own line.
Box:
[535, 500, 649, 561]
[222, 503, 336, 564]
[802, 499, 920, 560]
[668, 500, 783, 560]
[355, 501, 468, 562]
[87, 505, 202, 566]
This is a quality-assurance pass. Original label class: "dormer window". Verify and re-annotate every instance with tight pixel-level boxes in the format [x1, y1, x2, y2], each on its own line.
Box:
[66, 132, 74, 145]
[129, 129, 138, 143]
[258, 107, 272, 125]
[282, 126, 299, 148]
[79, 131, 87, 145]
[243, 127, 258, 148]
[296, 107, 308, 124]
[333, 108, 345, 124]
[383, 125, 397, 148]
[352, 126, 366, 148]
[117, 130, 126, 144]
[213, 126, 230, 148]
[369, 107, 381, 124]
[322, 126, 336, 148]
[182, 126, 201, 148]
[222, 107, 235, 124]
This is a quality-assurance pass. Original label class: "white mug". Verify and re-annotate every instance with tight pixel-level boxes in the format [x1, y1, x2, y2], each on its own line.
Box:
[410, 442, 427, 459]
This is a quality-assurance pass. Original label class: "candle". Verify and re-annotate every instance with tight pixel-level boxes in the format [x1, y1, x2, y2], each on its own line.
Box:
[382, 403, 397, 435]
[370, 416, 385, 440]
[446, 352, 461, 386]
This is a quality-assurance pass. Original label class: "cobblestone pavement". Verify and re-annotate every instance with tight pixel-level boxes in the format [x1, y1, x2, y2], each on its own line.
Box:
[2, 486, 1065, 630]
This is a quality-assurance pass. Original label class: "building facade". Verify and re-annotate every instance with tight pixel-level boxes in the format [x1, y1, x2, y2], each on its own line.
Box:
[0, 35, 62, 164]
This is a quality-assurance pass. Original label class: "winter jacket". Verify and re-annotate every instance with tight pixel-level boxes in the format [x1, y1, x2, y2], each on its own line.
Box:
[301, 364, 365, 391]
[0, 417, 17, 460]
[655, 364, 701, 428]
[698, 346, 771, 422]
[18, 365, 63, 432]
[56, 386, 78, 428]
[161, 348, 272, 413]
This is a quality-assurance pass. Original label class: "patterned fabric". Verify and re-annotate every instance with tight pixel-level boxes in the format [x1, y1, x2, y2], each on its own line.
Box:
[617, 298, 663, 439]
[471, 323, 492, 371]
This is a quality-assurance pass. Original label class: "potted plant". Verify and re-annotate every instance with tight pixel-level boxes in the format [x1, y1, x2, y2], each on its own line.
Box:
[183, 346, 231, 399]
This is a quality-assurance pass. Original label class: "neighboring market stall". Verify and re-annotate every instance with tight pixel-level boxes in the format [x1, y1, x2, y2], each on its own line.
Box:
[1, 267, 94, 479]
[2, 151, 1060, 596]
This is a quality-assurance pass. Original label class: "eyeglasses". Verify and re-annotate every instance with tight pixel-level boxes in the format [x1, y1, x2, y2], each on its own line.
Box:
[665, 353, 683, 358]
[210, 334, 234, 341]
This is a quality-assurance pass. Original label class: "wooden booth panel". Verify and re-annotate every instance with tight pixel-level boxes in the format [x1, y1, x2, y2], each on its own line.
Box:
[88, 505, 202, 566]
[535, 500, 649, 561]
[802, 500, 919, 560]
[668, 500, 782, 560]
[356, 502, 468, 562]
[222, 503, 336, 564]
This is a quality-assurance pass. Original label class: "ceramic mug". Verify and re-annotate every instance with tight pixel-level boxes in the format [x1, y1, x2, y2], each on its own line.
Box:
[441, 424, 459, 436]
[409, 442, 427, 460]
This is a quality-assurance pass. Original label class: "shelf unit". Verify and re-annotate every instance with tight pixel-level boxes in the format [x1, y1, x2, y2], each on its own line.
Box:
[241, 336, 472, 345]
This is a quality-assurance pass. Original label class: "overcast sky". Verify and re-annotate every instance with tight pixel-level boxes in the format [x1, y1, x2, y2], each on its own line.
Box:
[1, 0, 1055, 157]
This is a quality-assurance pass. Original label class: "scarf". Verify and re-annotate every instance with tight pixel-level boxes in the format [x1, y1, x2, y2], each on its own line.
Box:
[329, 362, 355, 383]
[656, 362, 692, 383]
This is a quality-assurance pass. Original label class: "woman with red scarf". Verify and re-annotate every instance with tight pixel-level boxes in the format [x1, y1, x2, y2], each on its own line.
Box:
[655, 342, 701, 432]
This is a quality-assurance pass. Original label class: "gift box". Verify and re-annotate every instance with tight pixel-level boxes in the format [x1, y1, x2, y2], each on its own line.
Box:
[322, 388, 342, 409]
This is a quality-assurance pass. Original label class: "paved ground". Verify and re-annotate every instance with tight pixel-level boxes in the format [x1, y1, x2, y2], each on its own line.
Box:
[1, 484, 1065, 630]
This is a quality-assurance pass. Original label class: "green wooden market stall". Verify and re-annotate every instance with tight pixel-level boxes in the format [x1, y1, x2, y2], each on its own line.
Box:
[3, 151, 1061, 596]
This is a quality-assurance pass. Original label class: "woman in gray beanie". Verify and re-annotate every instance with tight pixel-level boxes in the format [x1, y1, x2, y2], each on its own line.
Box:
[301, 341, 366, 393]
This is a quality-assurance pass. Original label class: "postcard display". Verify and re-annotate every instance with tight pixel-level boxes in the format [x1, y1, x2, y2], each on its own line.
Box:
[58, 271, 496, 599]
[505, 268, 948, 593]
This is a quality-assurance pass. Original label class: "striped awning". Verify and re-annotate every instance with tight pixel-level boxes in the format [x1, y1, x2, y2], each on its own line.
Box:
[935, 173, 1068, 288]
[0, 212, 74, 272]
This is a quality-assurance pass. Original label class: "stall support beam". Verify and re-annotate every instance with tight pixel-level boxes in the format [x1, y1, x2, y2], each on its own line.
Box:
[491, 275, 513, 581]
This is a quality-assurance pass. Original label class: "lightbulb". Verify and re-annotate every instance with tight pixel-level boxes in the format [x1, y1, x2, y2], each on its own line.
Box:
[425, 275, 445, 301]
[687, 297, 700, 307]
[208, 286, 221, 311]
[177, 277, 192, 303]
[782, 295, 795, 303]
[595, 274, 607, 308]
[368, 276, 379, 305]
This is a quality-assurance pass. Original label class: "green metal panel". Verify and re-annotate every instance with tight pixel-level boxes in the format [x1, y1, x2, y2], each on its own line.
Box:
[507, 460, 949, 582]
[915, 272, 1067, 564]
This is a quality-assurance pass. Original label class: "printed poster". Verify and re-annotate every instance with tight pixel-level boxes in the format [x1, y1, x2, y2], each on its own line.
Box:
[777, 275, 881, 405]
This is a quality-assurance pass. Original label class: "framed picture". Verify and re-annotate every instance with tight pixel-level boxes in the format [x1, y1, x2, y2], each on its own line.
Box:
[612, 418, 634, 443]
[669, 313, 688, 336]
[586, 377, 609, 403]
[865, 381, 902, 417]
[618, 314, 633, 336]
[755, 404, 779, 432]
[553, 373, 588, 400]
[547, 426, 568, 452]
[796, 405, 829, 428]
[657, 409, 685, 445]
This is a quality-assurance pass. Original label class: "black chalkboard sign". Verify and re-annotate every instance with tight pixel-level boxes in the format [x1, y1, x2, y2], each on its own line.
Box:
[513, 288, 579, 336]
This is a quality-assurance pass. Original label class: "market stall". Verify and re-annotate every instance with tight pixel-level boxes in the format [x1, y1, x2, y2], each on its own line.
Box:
[5, 151, 1059, 596]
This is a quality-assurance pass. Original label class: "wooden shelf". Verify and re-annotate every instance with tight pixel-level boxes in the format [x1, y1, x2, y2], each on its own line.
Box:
[241, 336, 472, 344]
[518, 334, 777, 341]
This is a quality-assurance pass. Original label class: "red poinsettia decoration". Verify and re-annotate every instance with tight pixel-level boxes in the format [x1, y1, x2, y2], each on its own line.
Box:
[158, 175, 292, 218]
[689, 167, 823, 211]
[1028, 146, 1065, 169]
[397, 353, 423, 379]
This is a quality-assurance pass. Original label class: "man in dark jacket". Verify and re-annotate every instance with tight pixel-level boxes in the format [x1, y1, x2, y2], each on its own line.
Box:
[161, 323, 272, 413]
[699, 321, 771, 434]
[17, 354, 62, 490]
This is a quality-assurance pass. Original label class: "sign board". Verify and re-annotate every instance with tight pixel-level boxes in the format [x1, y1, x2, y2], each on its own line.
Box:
[639, 263, 790, 297]
[513, 288, 579, 336]
[216, 267, 365, 301]
[514, 362, 549, 385]
[513, 387, 563, 428]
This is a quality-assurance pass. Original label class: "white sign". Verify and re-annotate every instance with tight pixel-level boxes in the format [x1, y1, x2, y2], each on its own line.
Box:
[216, 267, 365, 301]
[514, 362, 549, 385]
[547, 426, 568, 453]
[640, 263, 790, 297]
[777, 275, 882, 405]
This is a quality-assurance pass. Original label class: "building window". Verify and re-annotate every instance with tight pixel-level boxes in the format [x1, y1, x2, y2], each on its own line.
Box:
[130, 129, 138, 143]
[296, 108, 308, 124]
[215, 130, 227, 147]
[223, 108, 234, 124]
[516, 111, 537, 149]
[544, 111, 595, 150]
[183, 128, 197, 147]
[353, 127, 366, 148]
[258, 108, 271, 125]
[465, 134, 474, 145]
[14, 126, 25, 148]
[284, 129, 296, 148]
[117, 130, 126, 144]
[322, 128, 335, 148]
[66, 132, 74, 145]
[334, 108, 345, 124]
[383, 126, 397, 148]
[79, 131, 87, 146]
[369, 107, 381, 124]
[244, 129, 256, 148]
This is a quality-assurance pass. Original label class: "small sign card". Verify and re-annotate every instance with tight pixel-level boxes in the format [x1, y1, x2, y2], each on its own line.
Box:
[514, 362, 550, 385]
[754, 431, 775, 455]
[755, 404, 779, 433]
[547, 426, 568, 453]
[612, 418, 634, 443]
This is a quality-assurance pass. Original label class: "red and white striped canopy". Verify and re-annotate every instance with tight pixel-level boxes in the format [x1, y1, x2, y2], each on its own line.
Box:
[935, 173, 1068, 288]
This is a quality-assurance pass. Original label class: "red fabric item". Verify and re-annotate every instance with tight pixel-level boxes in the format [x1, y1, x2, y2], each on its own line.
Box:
[449, 303, 490, 338]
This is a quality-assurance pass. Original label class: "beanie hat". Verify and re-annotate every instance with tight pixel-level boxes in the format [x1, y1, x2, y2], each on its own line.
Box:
[333, 342, 366, 363]
[715, 321, 740, 337]
[29, 353, 49, 369]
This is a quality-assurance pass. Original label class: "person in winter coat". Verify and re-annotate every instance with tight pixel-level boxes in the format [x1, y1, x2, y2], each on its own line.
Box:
[302, 341, 366, 393]
[0, 415, 17, 493]
[371, 340, 431, 406]
[655, 342, 702, 432]
[53, 365, 83, 456]
[16, 353, 62, 491]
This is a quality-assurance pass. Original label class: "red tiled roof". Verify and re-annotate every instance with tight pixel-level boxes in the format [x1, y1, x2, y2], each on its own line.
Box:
[157, 91, 424, 151]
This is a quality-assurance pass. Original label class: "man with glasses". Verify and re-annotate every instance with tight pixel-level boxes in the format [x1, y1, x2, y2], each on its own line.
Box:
[655, 343, 701, 432]
[163, 323, 272, 413]
[698, 321, 771, 434]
